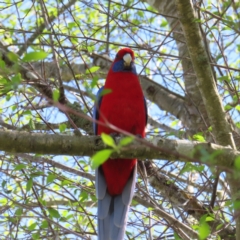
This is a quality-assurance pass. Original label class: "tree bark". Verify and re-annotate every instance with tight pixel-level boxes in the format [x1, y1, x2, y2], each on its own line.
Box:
[174, 0, 240, 237]
[0, 129, 238, 167]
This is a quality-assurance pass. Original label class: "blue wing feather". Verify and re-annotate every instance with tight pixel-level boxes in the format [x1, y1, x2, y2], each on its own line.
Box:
[144, 97, 148, 126]
[93, 86, 104, 135]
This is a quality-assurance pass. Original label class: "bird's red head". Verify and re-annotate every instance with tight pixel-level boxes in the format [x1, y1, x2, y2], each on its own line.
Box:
[112, 48, 136, 73]
[114, 48, 135, 62]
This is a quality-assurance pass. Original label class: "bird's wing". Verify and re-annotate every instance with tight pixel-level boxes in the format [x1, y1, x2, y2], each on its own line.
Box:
[94, 86, 113, 239]
[93, 86, 104, 135]
[144, 97, 148, 126]
[96, 166, 112, 240]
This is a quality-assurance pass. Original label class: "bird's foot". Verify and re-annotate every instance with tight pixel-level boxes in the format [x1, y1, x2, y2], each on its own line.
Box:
[109, 132, 121, 144]
[109, 132, 120, 138]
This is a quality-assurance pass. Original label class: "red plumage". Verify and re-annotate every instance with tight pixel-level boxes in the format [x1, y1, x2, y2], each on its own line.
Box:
[97, 48, 146, 196]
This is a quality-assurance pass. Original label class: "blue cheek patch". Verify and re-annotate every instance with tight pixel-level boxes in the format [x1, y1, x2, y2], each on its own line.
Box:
[112, 60, 137, 75]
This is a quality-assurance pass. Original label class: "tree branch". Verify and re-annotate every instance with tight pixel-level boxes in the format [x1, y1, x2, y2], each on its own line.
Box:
[175, 0, 240, 236]
[0, 129, 237, 168]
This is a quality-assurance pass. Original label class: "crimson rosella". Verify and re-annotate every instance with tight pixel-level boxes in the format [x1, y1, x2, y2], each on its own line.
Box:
[93, 48, 147, 240]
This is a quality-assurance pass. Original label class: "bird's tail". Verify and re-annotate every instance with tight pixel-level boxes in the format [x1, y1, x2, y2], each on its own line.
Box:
[98, 195, 129, 240]
[96, 164, 137, 240]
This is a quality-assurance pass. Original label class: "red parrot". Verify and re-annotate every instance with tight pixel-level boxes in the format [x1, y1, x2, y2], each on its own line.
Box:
[93, 48, 147, 240]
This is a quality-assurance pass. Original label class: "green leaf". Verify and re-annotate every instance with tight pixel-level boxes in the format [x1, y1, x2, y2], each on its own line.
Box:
[137, 11, 144, 18]
[207, 126, 212, 132]
[7, 52, 19, 62]
[205, 216, 214, 221]
[160, 19, 168, 27]
[198, 215, 210, 239]
[218, 76, 230, 82]
[23, 51, 48, 62]
[0, 78, 7, 86]
[224, 104, 232, 111]
[236, 122, 240, 129]
[90, 76, 98, 88]
[61, 179, 72, 186]
[9, 217, 17, 223]
[32, 233, 40, 239]
[119, 136, 134, 146]
[193, 18, 203, 23]
[193, 133, 205, 142]
[53, 89, 60, 101]
[86, 45, 94, 53]
[41, 220, 48, 228]
[173, 232, 182, 240]
[68, 22, 77, 29]
[30, 171, 44, 177]
[6, 94, 11, 101]
[233, 200, 240, 210]
[85, 66, 100, 74]
[79, 191, 88, 202]
[170, 119, 179, 127]
[47, 173, 57, 183]
[22, 110, 32, 115]
[235, 156, 240, 170]
[237, 44, 240, 52]
[236, 105, 240, 112]
[224, 200, 232, 207]
[198, 221, 210, 239]
[101, 133, 116, 148]
[15, 208, 23, 216]
[180, 162, 205, 174]
[91, 149, 113, 169]
[28, 222, 37, 230]
[2, 180, 6, 189]
[26, 178, 33, 192]
[147, 207, 154, 211]
[59, 216, 67, 222]
[48, 207, 61, 218]
[29, 119, 35, 130]
[216, 223, 223, 230]
[59, 123, 67, 133]
[14, 163, 26, 171]
[0, 59, 6, 68]
[38, 197, 46, 206]
[11, 73, 22, 90]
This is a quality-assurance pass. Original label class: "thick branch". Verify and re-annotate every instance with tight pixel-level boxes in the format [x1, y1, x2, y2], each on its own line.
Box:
[175, 0, 234, 147]
[175, 0, 240, 236]
[143, 0, 210, 135]
[0, 130, 237, 169]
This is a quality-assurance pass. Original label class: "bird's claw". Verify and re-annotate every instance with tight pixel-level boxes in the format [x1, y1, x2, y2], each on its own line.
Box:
[109, 132, 120, 138]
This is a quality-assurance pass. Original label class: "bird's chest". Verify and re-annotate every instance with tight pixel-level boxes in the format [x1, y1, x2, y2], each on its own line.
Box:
[98, 77, 145, 135]
[101, 95, 142, 133]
